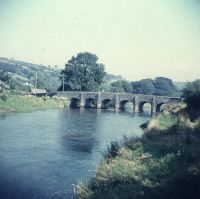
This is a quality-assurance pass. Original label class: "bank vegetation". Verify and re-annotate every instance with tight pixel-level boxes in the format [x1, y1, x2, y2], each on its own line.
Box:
[0, 95, 63, 112]
[75, 112, 200, 199]
[74, 80, 200, 199]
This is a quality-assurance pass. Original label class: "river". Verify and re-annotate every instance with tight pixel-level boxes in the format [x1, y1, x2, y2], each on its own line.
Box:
[0, 108, 150, 199]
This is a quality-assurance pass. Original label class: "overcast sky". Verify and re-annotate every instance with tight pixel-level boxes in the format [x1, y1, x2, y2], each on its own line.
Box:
[0, 0, 200, 81]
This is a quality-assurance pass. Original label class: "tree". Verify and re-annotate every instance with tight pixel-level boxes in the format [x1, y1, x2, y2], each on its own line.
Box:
[98, 82, 111, 92]
[154, 77, 175, 96]
[0, 71, 10, 84]
[0, 71, 9, 101]
[182, 79, 200, 120]
[60, 52, 106, 91]
[0, 88, 8, 101]
[110, 80, 132, 93]
[131, 79, 154, 95]
[131, 77, 176, 96]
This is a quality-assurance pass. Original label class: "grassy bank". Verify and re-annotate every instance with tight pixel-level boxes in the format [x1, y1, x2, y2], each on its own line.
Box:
[141, 114, 176, 130]
[0, 95, 63, 112]
[75, 114, 200, 199]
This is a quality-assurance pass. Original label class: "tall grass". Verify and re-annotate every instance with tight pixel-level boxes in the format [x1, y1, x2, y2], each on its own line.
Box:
[0, 95, 63, 112]
[75, 112, 200, 199]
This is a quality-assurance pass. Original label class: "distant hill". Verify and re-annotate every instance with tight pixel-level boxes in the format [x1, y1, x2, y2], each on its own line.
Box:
[0, 57, 125, 93]
[0, 57, 61, 92]
[0, 57, 186, 95]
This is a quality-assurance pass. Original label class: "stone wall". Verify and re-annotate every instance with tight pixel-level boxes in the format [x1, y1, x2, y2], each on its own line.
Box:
[58, 91, 182, 115]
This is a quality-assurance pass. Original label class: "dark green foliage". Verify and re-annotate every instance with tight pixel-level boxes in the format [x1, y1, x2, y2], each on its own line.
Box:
[75, 120, 200, 199]
[99, 75, 127, 92]
[60, 52, 106, 91]
[132, 79, 154, 95]
[154, 77, 175, 96]
[0, 71, 10, 84]
[98, 82, 111, 92]
[0, 71, 10, 101]
[36, 70, 60, 92]
[110, 80, 132, 93]
[131, 77, 176, 96]
[182, 79, 200, 120]
[0, 89, 8, 101]
[104, 141, 121, 159]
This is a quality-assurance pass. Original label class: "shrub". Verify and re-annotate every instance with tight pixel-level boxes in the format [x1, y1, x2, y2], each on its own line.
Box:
[0, 89, 8, 101]
[182, 79, 200, 120]
[75, 115, 200, 199]
[104, 141, 121, 159]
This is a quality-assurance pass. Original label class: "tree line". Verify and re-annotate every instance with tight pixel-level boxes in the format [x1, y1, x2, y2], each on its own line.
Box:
[60, 52, 177, 96]
[60, 51, 200, 120]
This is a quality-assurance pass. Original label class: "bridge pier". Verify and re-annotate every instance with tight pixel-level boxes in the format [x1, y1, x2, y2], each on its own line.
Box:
[96, 103, 101, 109]
[134, 105, 139, 112]
[58, 91, 182, 116]
[96, 92, 101, 109]
[151, 97, 156, 117]
[114, 94, 119, 111]
[80, 92, 85, 108]
[133, 96, 139, 112]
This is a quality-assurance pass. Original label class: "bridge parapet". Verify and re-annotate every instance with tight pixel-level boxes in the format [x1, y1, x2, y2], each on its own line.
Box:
[99, 92, 116, 100]
[118, 93, 134, 102]
[57, 91, 182, 115]
[57, 91, 81, 99]
[82, 92, 98, 100]
[154, 96, 182, 105]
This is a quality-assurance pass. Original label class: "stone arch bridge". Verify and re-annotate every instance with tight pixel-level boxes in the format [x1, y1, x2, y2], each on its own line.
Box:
[58, 91, 182, 115]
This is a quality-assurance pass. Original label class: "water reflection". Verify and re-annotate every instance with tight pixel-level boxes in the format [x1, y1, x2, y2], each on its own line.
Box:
[0, 112, 11, 120]
[0, 109, 149, 199]
[62, 132, 98, 153]
[59, 109, 99, 155]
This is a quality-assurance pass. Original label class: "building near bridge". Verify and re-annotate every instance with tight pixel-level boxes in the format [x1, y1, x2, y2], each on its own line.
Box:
[30, 88, 47, 96]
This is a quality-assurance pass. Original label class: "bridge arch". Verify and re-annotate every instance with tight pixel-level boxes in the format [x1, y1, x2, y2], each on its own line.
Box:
[119, 100, 134, 111]
[138, 101, 152, 113]
[69, 97, 80, 108]
[101, 99, 114, 109]
[84, 98, 96, 108]
[58, 91, 182, 115]
[156, 103, 167, 113]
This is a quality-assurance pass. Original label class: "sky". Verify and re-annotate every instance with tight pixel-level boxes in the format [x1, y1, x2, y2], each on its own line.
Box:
[0, 0, 200, 82]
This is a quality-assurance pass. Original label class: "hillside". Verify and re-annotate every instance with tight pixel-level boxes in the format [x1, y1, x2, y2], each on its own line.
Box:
[0, 57, 61, 92]
[0, 57, 186, 95]
[0, 57, 125, 93]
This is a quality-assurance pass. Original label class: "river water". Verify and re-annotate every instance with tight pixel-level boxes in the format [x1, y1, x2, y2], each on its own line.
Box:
[0, 108, 150, 199]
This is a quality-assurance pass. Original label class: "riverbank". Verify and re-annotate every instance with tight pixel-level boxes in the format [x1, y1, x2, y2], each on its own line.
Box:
[75, 113, 200, 199]
[0, 95, 64, 112]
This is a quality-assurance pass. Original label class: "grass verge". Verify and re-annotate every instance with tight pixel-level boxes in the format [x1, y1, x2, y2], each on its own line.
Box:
[0, 95, 63, 112]
[75, 115, 200, 199]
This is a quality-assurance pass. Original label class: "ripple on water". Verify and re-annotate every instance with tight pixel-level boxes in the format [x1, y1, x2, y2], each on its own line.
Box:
[0, 108, 150, 199]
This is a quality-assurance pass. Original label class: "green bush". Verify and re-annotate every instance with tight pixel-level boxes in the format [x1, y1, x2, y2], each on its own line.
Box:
[0, 89, 8, 101]
[182, 79, 200, 120]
